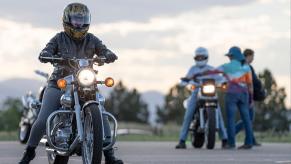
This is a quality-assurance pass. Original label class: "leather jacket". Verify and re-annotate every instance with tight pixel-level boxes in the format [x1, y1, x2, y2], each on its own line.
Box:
[39, 32, 116, 88]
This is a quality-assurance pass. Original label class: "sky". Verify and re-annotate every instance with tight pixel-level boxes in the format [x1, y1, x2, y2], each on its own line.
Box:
[0, 0, 290, 107]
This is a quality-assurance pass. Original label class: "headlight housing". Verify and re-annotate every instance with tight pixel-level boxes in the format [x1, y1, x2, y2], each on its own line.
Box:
[202, 84, 216, 96]
[77, 68, 96, 87]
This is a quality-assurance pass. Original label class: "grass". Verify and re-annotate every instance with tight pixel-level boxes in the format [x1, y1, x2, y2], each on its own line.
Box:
[1, 123, 291, 143]
[0, 131, 18, 141]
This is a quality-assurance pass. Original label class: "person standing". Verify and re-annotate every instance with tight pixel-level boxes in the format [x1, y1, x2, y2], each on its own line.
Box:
[235, 48, 262, 146]
[217, 46, 254, 149]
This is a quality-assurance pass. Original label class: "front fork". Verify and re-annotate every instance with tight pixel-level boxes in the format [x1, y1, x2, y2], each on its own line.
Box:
[199, 107, 219, 130]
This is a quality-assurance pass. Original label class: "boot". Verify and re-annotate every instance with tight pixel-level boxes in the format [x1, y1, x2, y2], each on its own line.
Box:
[175, 140, 186, 149]
[104, 148, 123, 164]
[19, 146, 36, 164]
[221, 139, 228, 149]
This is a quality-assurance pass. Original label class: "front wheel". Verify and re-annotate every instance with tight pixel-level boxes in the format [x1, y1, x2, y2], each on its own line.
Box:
[82, 104, 103, 164]
[191, 115, 205, 148]
[47, 151, 69, 164]
[205, 108, 216, 149]
[18, 119, 31, 144]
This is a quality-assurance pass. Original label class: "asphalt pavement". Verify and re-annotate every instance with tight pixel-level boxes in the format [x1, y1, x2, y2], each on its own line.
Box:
[0, 141, 290, 164]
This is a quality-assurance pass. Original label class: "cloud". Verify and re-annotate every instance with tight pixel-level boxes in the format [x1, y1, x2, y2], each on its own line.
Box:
[0, 0, 289, 106]
[0, 0, 254, 27]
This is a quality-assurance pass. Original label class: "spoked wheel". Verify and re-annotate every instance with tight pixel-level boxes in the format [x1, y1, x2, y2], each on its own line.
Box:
[47, 151, 69, 164]
[82, 104, 103, 164]
[205, 108, 216, 149]
[18, 122, 31, 144]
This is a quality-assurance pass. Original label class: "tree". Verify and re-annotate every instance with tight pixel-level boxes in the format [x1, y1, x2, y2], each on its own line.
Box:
[105, 81, 149, 123]
[0, 98, 22, 131]
[156, 84, 191, 124]
[254, 69, 289, 132]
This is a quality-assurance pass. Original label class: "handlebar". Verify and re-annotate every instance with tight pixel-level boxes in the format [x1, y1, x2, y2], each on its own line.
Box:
[39, 56, 107, 66]
[35, 70, 49, 80]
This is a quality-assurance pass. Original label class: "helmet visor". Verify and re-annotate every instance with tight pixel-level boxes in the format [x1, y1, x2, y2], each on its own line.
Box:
[194, 55, 208, 61]
[69, 14, 90, 28]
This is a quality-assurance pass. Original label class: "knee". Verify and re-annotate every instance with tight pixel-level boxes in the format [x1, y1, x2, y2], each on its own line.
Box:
[33, 118, 46, 130]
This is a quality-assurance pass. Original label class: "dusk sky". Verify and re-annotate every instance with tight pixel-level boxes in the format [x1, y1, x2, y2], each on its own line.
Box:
[0, 0, 290, 107]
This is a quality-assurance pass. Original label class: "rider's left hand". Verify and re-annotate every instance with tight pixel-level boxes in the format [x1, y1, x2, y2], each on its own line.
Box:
[105, 51, 118, 63]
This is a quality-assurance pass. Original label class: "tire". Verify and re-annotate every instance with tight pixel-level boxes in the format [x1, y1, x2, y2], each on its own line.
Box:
[205, 108, 216, 149]
[192, 131, 205, 148]
[82, 104, 103, 164]
[18, 121, 31, 144]
[47, 151, 69, 164]
[191, 115, 205, 148]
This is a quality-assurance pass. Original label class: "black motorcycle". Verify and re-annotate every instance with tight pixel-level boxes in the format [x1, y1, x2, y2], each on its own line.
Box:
[182, 73, 227, 149]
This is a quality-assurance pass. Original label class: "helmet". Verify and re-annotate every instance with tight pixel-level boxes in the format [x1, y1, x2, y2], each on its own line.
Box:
[63, 3, 91, 40]
[194, 47, 208, 67]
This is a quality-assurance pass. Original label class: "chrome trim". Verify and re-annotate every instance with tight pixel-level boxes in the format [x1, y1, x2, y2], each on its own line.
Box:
[73, 89, 84, 141]
[46, 110, 76, 152]
[199, 108, 205, 129]
[82, 101, 105, 141]
[102, 111, 118, 151]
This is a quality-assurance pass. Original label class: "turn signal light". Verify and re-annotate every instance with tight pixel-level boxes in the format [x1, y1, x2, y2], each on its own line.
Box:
[221, 83, 228, 90]
[191, 85, 196, 90]
[57, 79, 67, 89]
[105, 77, 114, 87]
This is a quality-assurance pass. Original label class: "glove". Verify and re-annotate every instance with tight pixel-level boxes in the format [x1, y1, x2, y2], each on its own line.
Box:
[39, 51, 52, 63]
[105, 51, 118, 63]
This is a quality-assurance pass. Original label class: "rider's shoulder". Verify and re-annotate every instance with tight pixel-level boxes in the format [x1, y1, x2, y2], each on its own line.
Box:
[86, 33, 101, 41]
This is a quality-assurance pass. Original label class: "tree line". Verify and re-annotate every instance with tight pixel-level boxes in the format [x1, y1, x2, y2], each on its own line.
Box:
[0, 69, 290, 133]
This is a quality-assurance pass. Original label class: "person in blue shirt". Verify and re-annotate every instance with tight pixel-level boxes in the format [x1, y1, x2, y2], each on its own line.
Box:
[175, 47, 228, 149]
[217, 46, 254, 149]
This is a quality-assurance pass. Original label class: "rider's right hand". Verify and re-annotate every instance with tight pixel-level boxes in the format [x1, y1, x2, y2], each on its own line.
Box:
[39, 51, 52, 63]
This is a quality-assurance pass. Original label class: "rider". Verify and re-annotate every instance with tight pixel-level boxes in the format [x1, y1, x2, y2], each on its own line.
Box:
[175, 47, 228, 149]
[19, 3, 123, 164]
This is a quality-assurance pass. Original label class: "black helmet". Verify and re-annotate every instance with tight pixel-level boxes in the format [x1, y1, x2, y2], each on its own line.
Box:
[63, 3, 91, 40]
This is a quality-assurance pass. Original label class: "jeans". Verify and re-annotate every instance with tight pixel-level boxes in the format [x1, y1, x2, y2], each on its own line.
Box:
[179, 91, 228, 141]
[235, 106, 257, 143]
[225, 92, 253, 146]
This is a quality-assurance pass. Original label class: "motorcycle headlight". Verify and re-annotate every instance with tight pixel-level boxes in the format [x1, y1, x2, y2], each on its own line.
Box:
[202, 84, 215, 95]
[77, 69, 96, 87]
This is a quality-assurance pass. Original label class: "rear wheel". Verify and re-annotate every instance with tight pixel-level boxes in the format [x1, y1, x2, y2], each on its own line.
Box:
[82, 104, 103, 164]
[205, 108, 216, 149]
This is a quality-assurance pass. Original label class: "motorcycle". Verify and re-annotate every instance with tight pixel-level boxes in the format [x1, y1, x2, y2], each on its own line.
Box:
[19, 70, 48, 144]
[39, 55, 118, 164]
[182, 73, 227, 149]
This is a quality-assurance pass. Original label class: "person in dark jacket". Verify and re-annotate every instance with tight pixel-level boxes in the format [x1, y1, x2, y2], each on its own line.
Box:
[235, 48, 261, 146]
[19, 3, 123, 164]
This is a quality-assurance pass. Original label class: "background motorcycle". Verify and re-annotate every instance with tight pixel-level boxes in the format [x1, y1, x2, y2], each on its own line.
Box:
[182, 73, 227, 149]
[19, 70, 48, 144]
[39, 56, 117, 164]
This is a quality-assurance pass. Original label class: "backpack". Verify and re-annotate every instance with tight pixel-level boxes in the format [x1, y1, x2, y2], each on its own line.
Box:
[253, 77, 267, 101]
